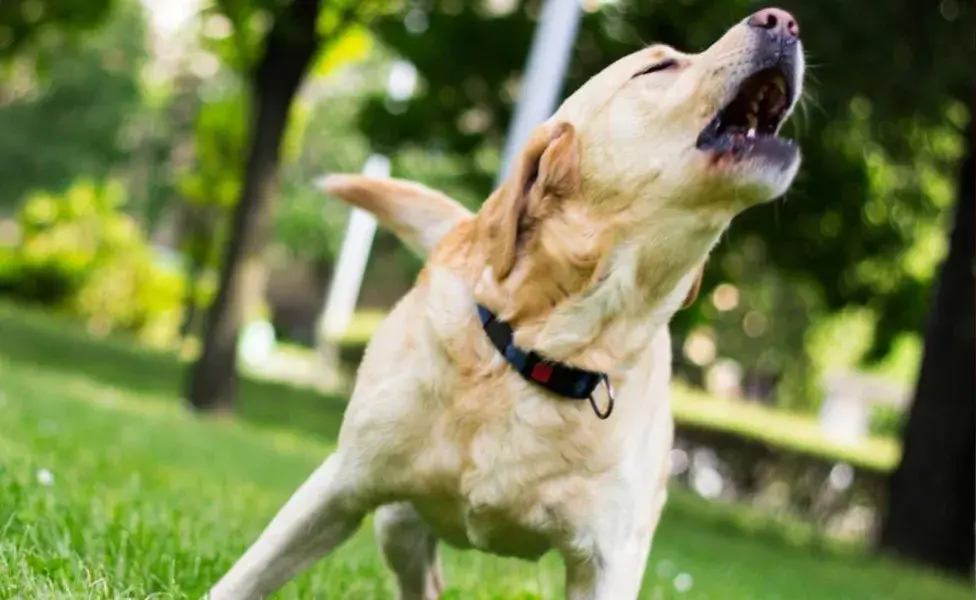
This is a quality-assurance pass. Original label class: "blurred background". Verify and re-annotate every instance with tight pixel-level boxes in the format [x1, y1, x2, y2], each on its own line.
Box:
[0, 0, 972, 598]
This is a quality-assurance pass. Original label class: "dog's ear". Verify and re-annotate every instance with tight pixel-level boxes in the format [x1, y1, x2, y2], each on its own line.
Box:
[482, 122, 581, 280]
[681, 266, 704, 309]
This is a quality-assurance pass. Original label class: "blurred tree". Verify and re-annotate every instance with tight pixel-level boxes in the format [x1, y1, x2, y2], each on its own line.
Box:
[356, 0, 971, 406]
[0, 0, 148, 208]
[0, 0, 113, 61]
[174, 87, 309, 327]
[878, 117, 974, 577]
[176, 10, 375, 299]
[175, 93, 250, 339]
[276, 92, 374, 266]
[185, 0, 393, 412]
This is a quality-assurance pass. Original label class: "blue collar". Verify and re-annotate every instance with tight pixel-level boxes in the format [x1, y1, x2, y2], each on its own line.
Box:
[476, 304, 614, 419]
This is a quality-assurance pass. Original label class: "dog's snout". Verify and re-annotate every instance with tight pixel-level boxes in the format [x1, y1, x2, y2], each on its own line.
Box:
[746, 7, 799, 39]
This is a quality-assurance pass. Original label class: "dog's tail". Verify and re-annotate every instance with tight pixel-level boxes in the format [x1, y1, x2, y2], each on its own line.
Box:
[318, 174, 473, 257]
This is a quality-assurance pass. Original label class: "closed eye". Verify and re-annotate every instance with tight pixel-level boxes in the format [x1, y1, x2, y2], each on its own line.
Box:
[632, 59, 679, 78]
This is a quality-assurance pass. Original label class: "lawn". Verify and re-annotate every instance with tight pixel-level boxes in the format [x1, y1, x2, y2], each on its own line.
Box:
[0, 307, 969, 599]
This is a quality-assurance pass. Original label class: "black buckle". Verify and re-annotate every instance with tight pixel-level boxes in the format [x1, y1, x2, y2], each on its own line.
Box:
[588, 374, 614, 420]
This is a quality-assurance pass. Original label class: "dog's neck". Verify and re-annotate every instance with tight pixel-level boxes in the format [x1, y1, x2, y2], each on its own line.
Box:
[456, 204, 729, 376]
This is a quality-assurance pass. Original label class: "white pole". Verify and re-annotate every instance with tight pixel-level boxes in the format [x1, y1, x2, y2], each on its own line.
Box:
[496, 0, 583, 185]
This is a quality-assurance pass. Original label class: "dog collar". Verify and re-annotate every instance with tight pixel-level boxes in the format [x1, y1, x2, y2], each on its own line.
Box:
[476, 304, 614, 419]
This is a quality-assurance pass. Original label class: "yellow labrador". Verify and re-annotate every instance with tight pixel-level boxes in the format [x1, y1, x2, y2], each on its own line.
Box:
[210, 8, 804, 599]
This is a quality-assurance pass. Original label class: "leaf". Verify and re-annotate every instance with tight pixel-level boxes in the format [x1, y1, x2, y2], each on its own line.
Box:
[316, 0, 400, 37]
[310, 26, 374, 78]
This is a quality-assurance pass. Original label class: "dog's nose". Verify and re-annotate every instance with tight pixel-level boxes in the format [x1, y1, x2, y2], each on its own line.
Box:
[746, 8, 799, 38]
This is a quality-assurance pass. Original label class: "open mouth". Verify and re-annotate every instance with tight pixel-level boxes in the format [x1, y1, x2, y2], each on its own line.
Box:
[696, 66, 796, 163]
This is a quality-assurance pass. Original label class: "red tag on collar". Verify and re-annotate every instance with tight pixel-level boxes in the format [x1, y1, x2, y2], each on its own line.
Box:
[530, 362, 553, 384]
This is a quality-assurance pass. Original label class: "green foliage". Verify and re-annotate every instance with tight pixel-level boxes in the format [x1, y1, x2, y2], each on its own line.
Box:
[0, 0, 114, 61]
[0, 0, 149, 208]
[0, 180, 184, 346]
[177, 95, 249, 211]
[681, 236, 828, 409]
[178, 91, 311, 211]
[869, 404, 906, 439]
[274, 178, 351, 264]
[198, 0, 391, 75]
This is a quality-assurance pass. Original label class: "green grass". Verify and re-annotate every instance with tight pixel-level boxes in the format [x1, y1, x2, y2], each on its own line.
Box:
[0, 305, 968, 599]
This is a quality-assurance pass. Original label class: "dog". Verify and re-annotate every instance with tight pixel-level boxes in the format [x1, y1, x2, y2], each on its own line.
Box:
[209, 7, 804, 599]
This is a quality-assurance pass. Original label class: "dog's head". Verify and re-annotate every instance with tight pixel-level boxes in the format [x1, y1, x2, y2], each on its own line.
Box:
[477, 8, 804, 325]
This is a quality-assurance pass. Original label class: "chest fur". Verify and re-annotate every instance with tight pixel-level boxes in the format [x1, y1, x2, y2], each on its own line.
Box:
[401, 349, 672, 560]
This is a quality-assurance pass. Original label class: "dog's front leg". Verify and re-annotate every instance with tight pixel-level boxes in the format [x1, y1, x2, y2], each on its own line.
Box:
[563, 510, 656, 600]
[208, 453, 369, 600]
[564, 535, 653, 600]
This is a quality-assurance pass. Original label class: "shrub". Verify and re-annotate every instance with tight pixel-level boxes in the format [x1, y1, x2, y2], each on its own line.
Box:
[0, 179, 185, 346]
[868, 403, 905, 438]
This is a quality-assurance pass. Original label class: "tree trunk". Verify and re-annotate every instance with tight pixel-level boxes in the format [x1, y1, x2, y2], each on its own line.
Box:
[877, 117, 975, 577]
[184, 0, 323, 411]
[178, 250, 204, 341]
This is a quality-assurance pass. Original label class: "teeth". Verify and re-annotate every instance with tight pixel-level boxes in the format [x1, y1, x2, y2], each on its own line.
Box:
[773, 76, 786, 94]
[747, 128, 756, 138]
[746, 112, 758, 129]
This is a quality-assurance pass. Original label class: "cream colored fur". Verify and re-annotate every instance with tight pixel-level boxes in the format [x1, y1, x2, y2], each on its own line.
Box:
[209, 13, 804, 600]
[318, 174, 472, 256]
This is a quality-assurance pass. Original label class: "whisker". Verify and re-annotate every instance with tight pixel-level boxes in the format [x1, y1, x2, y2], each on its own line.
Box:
[802, 91, 827, 118]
